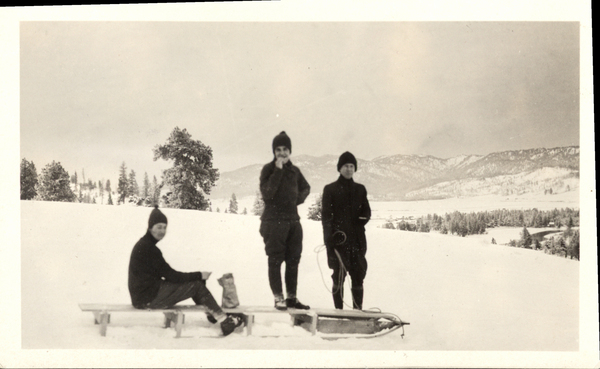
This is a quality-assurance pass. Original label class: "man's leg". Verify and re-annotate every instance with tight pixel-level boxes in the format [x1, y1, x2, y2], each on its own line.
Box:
[148, 281, 226, 319]
[267, 257, 284, 298]
[348, 249, 368, 310]
[260, 220, 290, 305]
[283, 221, 309, 309]
[284, 220, 303, 300]
[331, 267, 346, 309]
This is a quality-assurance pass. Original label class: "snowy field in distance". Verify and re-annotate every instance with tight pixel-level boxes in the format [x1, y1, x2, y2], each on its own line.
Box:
[213, 189, 579, 228]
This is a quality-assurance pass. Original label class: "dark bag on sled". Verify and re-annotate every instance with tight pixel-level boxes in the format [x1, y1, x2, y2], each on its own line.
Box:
[218, 273, 240, 308]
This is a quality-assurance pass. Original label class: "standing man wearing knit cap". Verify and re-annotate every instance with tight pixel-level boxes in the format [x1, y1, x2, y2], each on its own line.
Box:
[321, 152, 371, 310]
[259, 131, 311, 310]
[128, 206, 242, 336]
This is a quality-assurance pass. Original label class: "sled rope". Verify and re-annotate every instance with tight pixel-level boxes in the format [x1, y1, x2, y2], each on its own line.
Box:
[313, 236, 372, 311]
[314, 238, 407, 338]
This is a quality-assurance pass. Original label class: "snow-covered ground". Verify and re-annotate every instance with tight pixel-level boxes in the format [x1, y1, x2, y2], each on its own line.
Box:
[12, 192, 597, 367]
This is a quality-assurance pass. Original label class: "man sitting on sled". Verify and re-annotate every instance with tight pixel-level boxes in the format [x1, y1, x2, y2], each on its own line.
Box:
[127, 205, 242, 336]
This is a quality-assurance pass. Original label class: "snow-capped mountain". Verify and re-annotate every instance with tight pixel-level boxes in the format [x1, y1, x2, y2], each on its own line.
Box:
[211, 146, 580, 201]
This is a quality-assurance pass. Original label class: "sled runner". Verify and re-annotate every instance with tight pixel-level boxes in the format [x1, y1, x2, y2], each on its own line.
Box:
[79, 303, 408, 339]
[300, 308, 409, 339]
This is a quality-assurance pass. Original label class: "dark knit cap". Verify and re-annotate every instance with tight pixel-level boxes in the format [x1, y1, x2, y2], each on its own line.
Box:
[148, 205, 168, 229]
[272, 131, 292, 154]
[337, 151, 358, 172]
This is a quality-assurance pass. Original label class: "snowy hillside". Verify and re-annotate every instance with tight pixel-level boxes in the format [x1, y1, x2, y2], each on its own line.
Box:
[406, 168, 579, 200]
[20, 199, 582, 358]
[211, 146, 580, 201]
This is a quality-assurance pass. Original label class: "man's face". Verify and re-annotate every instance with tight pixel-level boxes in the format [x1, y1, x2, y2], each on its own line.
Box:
[339, 163, 355, 179]
[150, 223, 167, 241]
[274, 146, 291, 164]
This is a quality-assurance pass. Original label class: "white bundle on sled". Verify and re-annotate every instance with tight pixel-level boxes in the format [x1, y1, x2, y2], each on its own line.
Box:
[218, 273, 240, 308]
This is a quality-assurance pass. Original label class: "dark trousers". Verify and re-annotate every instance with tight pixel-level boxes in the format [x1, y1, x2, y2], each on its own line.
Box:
[260, 220, 303, 297]
[331, 268, 364, 310]
[329, 244, 367, 310]
[147, 280, 224, 318]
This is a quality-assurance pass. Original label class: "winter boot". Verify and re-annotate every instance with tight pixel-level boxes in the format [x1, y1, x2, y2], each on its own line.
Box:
[274, 295, 287, 310]
[220, 314, 244, 336]
[286, 298, 310, 310]
[351, 287, 363, 310]
[206, 313, 218, 324]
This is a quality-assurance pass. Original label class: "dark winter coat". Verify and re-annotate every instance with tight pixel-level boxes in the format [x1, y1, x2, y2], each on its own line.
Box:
[259, 159, 310, 221]
[321, 176, 371, 270]
[128, 231, 204, 308]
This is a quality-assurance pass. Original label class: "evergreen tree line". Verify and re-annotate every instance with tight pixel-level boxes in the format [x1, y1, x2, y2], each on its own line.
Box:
[21, 127, 252, 213]
[382, 208, 579, 237]
[21, 159, 77, 203]
[116, 162, 161, 206]
[20, 158, 161, 207]
[507, 225, 580, 260]
[212, 193, 247, 215]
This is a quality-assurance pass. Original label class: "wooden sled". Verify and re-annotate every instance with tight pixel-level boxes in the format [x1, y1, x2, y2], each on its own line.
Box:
[79, 303, 408, 339]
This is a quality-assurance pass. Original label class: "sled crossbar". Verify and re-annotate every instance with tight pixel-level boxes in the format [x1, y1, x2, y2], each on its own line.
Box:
[78, 303, 317, 338]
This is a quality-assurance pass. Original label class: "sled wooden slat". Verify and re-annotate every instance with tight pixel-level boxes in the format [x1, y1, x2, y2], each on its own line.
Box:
[79, 303, 316, 338]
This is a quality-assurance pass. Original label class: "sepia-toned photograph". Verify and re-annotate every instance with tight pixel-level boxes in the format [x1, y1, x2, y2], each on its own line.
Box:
[1, 1, 596, 368]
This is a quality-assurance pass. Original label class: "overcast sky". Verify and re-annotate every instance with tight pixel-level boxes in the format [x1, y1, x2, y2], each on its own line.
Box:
[19, 21, 579, 185]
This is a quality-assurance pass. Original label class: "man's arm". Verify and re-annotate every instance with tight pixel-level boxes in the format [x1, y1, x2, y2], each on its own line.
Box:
[149, 247, 204, 283]
[296, 169, 310, 205]
[358, 186, 371, 226]
[259, 163, 284, 201]
[321, 186, 334, 245]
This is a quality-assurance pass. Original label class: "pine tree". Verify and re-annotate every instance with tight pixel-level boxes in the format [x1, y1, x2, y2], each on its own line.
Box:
[520, 226, 532, 248]
[532, 238, 541, 250]
[105, 179, 111, 195]
[568, 230, 580, 260]
[37, 161, 76, 202]
[143, 172, 150, 200]
[153, 127, 219, 210]
[557, 237, 567, 257]
[117, 162, 129, 204]
[128, 170, 139, 197]
[99, 180, 104, 204]
[107, 191, 114, 205]
[20, 158, 38, 200]
[228, 193, 238, 214]
[252, 191, 265, 216]
[152, 175, 160, 206]
[242, 207, 247, 215]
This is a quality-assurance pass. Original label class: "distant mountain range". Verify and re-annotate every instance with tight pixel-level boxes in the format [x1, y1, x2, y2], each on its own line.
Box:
[210, 146, 580, 201]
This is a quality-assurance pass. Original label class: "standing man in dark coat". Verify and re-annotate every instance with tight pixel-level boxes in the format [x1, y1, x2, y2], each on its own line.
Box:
[321, 152, 371, 310]
[128, 206, 242, 336]
[259, 131, 311, 310]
